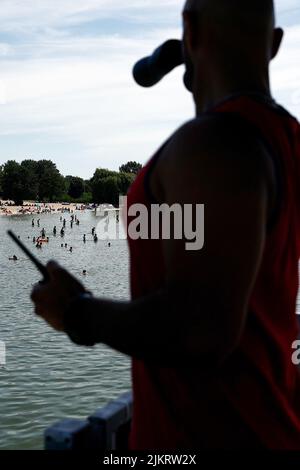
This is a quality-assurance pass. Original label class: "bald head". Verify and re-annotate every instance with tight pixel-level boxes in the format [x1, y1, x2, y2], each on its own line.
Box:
[182, 0, 281, 65]
[183, 0, 275, 38]
[182, 0, 283, 110]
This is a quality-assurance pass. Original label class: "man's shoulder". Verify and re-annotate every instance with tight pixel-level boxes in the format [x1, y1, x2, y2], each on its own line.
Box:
[159, 113, 273, 179]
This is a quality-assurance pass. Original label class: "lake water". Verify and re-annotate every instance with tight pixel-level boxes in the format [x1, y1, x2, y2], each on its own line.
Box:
[1, 210, 300, 450]
[0, 210, 131, 450]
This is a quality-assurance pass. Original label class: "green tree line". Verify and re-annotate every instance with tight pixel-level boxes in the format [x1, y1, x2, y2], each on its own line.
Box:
[0, 159, 142, 206]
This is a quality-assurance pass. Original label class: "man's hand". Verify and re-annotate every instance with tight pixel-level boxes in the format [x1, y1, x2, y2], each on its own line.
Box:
[31, 261, 86, 332]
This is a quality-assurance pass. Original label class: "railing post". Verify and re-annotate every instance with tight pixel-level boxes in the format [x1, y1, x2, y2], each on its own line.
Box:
[45, 419, 92, 450]
[88, 392, 133, 451]
[45, 391, 133, 451]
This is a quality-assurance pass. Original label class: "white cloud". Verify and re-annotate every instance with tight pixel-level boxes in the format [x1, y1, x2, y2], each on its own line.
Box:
[271, 24, 300, 115]
[0, 23, 192, 177]
[0, 0, 298, 178]
[0, 0, 181, 34]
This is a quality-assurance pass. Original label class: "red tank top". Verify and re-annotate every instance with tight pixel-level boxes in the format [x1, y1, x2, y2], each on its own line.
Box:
[126, 95, 300, 450]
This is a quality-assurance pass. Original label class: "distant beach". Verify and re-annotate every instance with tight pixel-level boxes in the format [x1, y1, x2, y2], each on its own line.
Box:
[0, 200, 84, 216]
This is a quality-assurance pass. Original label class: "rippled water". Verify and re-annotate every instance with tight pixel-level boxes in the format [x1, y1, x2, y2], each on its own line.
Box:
[0, 210, 131, 449]
[1, 210, 300, 450]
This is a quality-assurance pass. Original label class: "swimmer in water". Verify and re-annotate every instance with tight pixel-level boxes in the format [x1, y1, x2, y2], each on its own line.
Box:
[82, 270, 87, 276]
[9, 255, 18, 261]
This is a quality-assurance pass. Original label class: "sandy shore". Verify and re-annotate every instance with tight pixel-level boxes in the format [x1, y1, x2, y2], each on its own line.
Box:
[0, 201, 81, 216]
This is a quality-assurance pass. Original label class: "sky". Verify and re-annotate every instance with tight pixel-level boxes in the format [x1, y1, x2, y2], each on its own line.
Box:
[0, 0, 299, 179]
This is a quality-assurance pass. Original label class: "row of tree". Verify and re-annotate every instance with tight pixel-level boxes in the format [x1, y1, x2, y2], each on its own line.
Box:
[0, 160, 142, 206]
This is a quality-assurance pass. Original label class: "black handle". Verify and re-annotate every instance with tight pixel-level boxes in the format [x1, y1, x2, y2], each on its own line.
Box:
[7, 230, 50, 282]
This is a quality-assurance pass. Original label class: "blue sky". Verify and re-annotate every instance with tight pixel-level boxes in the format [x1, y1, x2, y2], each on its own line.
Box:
[0, 0, 299, 179]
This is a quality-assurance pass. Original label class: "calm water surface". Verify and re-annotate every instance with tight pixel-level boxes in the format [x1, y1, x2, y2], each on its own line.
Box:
[0, 210, 131, 449]
[1, 210, 300, 450]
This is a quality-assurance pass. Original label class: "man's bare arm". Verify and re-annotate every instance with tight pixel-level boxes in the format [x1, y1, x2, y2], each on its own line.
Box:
[32, 117, 275, 367]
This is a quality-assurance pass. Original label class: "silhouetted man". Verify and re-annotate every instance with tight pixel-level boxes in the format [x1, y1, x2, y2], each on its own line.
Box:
[31, 0, 300, 449]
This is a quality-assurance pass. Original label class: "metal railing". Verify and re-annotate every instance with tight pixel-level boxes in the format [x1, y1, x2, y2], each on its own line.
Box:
[45, 392, 133, 451]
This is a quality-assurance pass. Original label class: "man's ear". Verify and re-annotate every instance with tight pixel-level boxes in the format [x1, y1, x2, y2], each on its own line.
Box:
[271, 27, 284, 60]
[182, 11, 199, 57]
